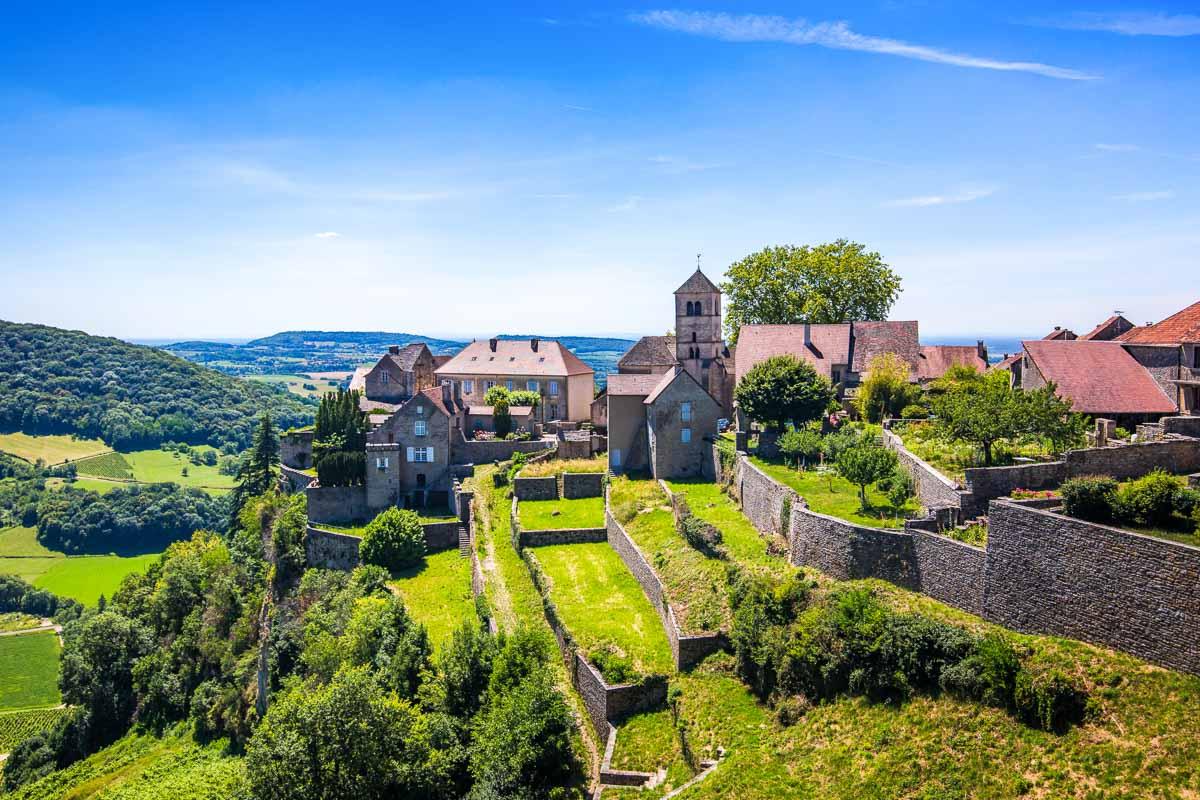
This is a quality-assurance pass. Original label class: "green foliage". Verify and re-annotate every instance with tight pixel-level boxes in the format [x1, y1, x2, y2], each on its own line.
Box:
[853, 353, 922, 423]
[0, 708, 70, 754]
[877, 465, 915, 509]
[721, 240, 902, 343]
[312, 390, 368, 487]
[0, 320, 312, 451]
[1061, 475, 1120, 522]
[228, 414, 280, 529]
[1013, 669, 1089, 733]
[360, 508, 426, 571]
[589, 641, 638, 685]
[900, 404, 928, 419]
[432, 619, 496, 719]
[674, 497, 724, 558]
[343, 595, 432, 698]
[833, 441, 899, 509]
[493, 395, 513, 439]
[734, 355, 835, 431]
[0, 574, 79, 618]
[1114, 470, 1181, 527]
[820, 427, 862, 464]
[932, 371, 1084, 467]
[939, 634, 1020, 708]
[777, 428, 822, 468]
[316, 450, 365, 488]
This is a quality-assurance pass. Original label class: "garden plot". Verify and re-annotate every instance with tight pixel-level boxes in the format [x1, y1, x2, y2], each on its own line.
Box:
[388, 549, 478, 653]
[519, 496, 605, 530]
[750, 458, 918, 528]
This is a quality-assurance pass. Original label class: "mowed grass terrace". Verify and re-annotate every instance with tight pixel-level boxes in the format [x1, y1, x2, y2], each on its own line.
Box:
[0, 630, 61, 711]
[388, 549, 478, 653]
[518, 496, 606, 530]
[750, 457, 919, 528]
[0, 525, 160, 606]
[532, 542, 673, 677]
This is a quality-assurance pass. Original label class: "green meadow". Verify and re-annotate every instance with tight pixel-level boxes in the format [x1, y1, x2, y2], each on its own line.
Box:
[389, 549, 478, 653]
[0, 630, 61, 711]
[0, 432, 110, 465]
[0, 525, 159, 606]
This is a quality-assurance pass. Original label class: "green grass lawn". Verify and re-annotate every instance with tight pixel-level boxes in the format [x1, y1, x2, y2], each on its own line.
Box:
[0, 526, 58, 558]
[0, 432, 110, 465]
[750, 458, 918, 528]
[608, 477, 729, 634]
[75, 447, 236, 492]
[389, 549, 478, 653]
[518, 496, 605, 530]
[665, 480, 795, 581]
[532, 542, 673, 677]
[246, 373, 342, 399]
[0, 630, 61, 711]
[33, 554, 159, 606]
[318, 511, 460, 538]
[518, 456, 608, 477]
[0, 612, 44, 632]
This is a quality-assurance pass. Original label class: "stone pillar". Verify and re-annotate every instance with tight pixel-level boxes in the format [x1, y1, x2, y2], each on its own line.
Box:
[1095, 418, 1115, 447]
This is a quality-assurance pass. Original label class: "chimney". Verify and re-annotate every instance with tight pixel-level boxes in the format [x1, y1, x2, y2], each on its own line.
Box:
[803, 322, 812, 349]
[489, 338, 498, 352]
[531, 338, 539, 352]
[388, 345, 400, 355]
[977, 340, 988, 363]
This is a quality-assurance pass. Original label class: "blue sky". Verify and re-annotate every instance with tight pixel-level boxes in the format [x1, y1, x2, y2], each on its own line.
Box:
[1, 2, 1197, 341]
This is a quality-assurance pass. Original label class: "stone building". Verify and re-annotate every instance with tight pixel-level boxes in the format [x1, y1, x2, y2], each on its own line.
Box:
[351, 343, 437, 405]
[607, 367, 721, 479]
[617, 268, 735, 415]
[365, 383, 465, 511]
[1118, 300, 1200, 415]
[435, 338, 594, 423]
[917, 343, 989, 382]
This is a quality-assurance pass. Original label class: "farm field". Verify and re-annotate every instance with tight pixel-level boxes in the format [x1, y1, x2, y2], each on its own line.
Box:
[45, 476, 121, 494]
[518, 496, 605, 530]
[388, 549, 477, 652]
[75, 447, 235, 493]
[245, 372, 344, 399]
[34, 554, 160, 606]
[0, 707, 70, 753]
[750, 457, 919, 528]
[0, 432, 110, 465]
[0, 526, 58, 558]
[0, 630, 61, 711]
[532, 541, 673, 677]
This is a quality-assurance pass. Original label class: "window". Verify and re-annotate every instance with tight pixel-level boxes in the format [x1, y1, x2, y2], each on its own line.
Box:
[691, 332, 697, 342]
[1194, 347, 1200, 369]
[506, 379, 515, 391]
[414, 420, 427, 436]
[681, 401, 692, 422]
[415, 405, 423, 415]
[527, 380, 539, 392]
[548, 380, 559, 396]
[485, 381, 496, 390]
[408, 447, 435, 463]
[832, 369, 842, 384]
[464, 380, 474, 394]
[380, 371, 389, 384]
[549, 404, 559, 419]
[375, 456, 390, 470]
[611, 449, 621, 467]
[681, 428, 692, 443]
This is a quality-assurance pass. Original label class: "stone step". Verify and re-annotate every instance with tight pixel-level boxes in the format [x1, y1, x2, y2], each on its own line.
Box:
[457, 525, 471, 558]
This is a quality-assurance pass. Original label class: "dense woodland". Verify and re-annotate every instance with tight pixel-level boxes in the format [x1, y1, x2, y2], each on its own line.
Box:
[0, 321, 314, 451]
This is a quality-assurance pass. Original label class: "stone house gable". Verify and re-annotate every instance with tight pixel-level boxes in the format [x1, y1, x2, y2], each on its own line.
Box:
[645, 368, 722, 480]
[365, 386, 462, 511]
[363, 343, 436, 403]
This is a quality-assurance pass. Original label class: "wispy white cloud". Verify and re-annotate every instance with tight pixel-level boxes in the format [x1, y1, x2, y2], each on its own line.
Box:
[564, 104, 594, 112]
[885, 188, 995, 208]
[608, 195, 643, 212]
[631, 10, 1098, 80]
[1034, 11, 1200, 37]
[1095, 143, 1141, 152]
[1112, 190, 1175, 202]
[648, 154, 725, 173]
[314, 231, 341, 238]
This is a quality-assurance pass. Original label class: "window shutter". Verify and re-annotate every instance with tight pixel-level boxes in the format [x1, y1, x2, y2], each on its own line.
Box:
[428, 447, 435, 462]
[407, 447, 415, 462]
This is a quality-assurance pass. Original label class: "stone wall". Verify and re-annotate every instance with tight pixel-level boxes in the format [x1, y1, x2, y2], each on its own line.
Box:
[963, 460, 1066, 499]
[306, 526, 361, 570]
[449, 432, 555, 465]
[519, 528, 608, 547]
[513, 475, 558, 501]
[563, 471, 605, 499]
[1064, 438, 1200, 480]
[280, 429, 314, 469]
[910, 530, 985, 616]
[787, 504, 916, 587]
[1163, 416, 1200, 438]
[733, 457, 797, 537]
[882, 429, 962, 509]
[280, 465, 313, 493]
[306, 485, 369, 525]
[984, 500, 1200, 675]
[423, 521, 460, 552]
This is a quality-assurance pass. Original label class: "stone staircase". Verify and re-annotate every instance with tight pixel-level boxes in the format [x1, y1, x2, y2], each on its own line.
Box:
[457, 524, 471, 557]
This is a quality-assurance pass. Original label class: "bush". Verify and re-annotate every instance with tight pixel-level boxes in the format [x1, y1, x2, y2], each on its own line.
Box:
[834, 440, 898, 509]
[589, 642, 637, 685]
[673, 498, 723, 557]
[359, 508, 425, 571]
[820, 427, 861, 464]
[1115, 470, 1180, 527]
[877, 465, 915, 509]
[1013, 669, 1088, 732]
[939, 634, 1020, 709]
[900, 404, 929, 419]
[777, 428, 823, 468]
[316, 450, 366, 487]
[1060, 475, 1119, 522]
[1175, 487, 1200, 519]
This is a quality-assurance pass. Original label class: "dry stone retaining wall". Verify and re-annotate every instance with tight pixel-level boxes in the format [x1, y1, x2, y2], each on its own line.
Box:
[519, 528, 608, 547]
[563, 471, 605, 499]
[787, 503, 916, 587]
[963, 461, 1066, 500]
[882, 429, 962, 509]
[513, 475, 558, 501]
[984, 500, 1200, 674]
[909, 530, 985, 616]
[306, 485, 369, 525]
[1064, 438, 1200, 480]
[280, 465, 314, 493]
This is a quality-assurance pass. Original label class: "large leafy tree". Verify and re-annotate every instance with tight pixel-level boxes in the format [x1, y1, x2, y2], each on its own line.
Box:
[834, 440, 900, 508]
[734, 355, 835, 432]
[854, 353, 922, 423]
[721, 240, 902, 343]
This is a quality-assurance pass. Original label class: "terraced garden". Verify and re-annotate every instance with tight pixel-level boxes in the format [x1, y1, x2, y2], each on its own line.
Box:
[388, 549, 478, 653]
[749, 457, 919, 528]
[532, 542, 673, 678]
[519, 496, 606, 530]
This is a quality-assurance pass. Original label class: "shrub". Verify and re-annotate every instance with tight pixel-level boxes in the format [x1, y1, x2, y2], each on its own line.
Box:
[877, 465, 915, 509]
[1114, 470, 1181, 527]
[900, 404, 929, 419]
[1175, 487, 1200, 519]
[820, 427, 861, 464]
[939, 634, 1020, 709]
[359, 508, 425, 571]
[589, 642, 637, 685]
[777, 428, 823, 469]
[316, 450, 365, 487]
[673, 497, 724, 557]
[1060, 475, 1119, 522]
[1013, 669, 1088, 732]
[834, 440, 899, 509]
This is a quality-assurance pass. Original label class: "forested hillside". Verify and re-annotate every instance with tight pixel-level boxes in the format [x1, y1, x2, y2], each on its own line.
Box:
[0, 321, 314, 452]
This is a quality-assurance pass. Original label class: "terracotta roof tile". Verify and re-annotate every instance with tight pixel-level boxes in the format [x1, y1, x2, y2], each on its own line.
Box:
[918, 345, 987, 380]
[1042, 327, 1077, 340]
[606, 373, 669, 396]
[617, 336, 679, 369]
[435, 339, 593, 377]
[734, 324, 851, 384]
[1022, 340, 1176, 414]
[851, 321, 921, 373]
[1118, 300, 1200, 344]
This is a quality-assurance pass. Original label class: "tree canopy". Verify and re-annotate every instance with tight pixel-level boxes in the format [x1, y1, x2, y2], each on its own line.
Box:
[721, 240, 902, 343]
[734, 355, 835, 431]
[854, 353, 922, 423]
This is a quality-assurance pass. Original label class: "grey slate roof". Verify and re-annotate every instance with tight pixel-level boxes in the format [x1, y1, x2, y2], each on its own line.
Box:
[674, 268, 719, 294]
[617, 336, 679, 370]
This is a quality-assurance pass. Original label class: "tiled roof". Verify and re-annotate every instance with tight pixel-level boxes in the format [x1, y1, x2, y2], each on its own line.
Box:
[466, 405, 534, 416]
[644, 369, 683, 405]
[1042, 327, 1077, 340]
[415, 386, 465, 418]
[851, 321, 921, 373]
[675, 268, 719, 294]
[606, 373, 670, 396]
[917, 345, 987, 381]
[1079, 315, 1135, 341]
[992, 353, 1022, 372]
[1022, 340, 1176, 414]
[734, 324, 852, 384]
[435, 338, 593, 377]
[1118, 300, 1200, 344]
[387, 343, 430, 371]
[617, 336, 679, 369]
[432, 354, 453, 369]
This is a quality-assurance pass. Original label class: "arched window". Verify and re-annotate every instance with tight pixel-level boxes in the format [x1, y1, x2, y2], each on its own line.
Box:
[685, 301, 694, 316]
[691, 332, 697, 342]
[696, 300, 703, 315]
